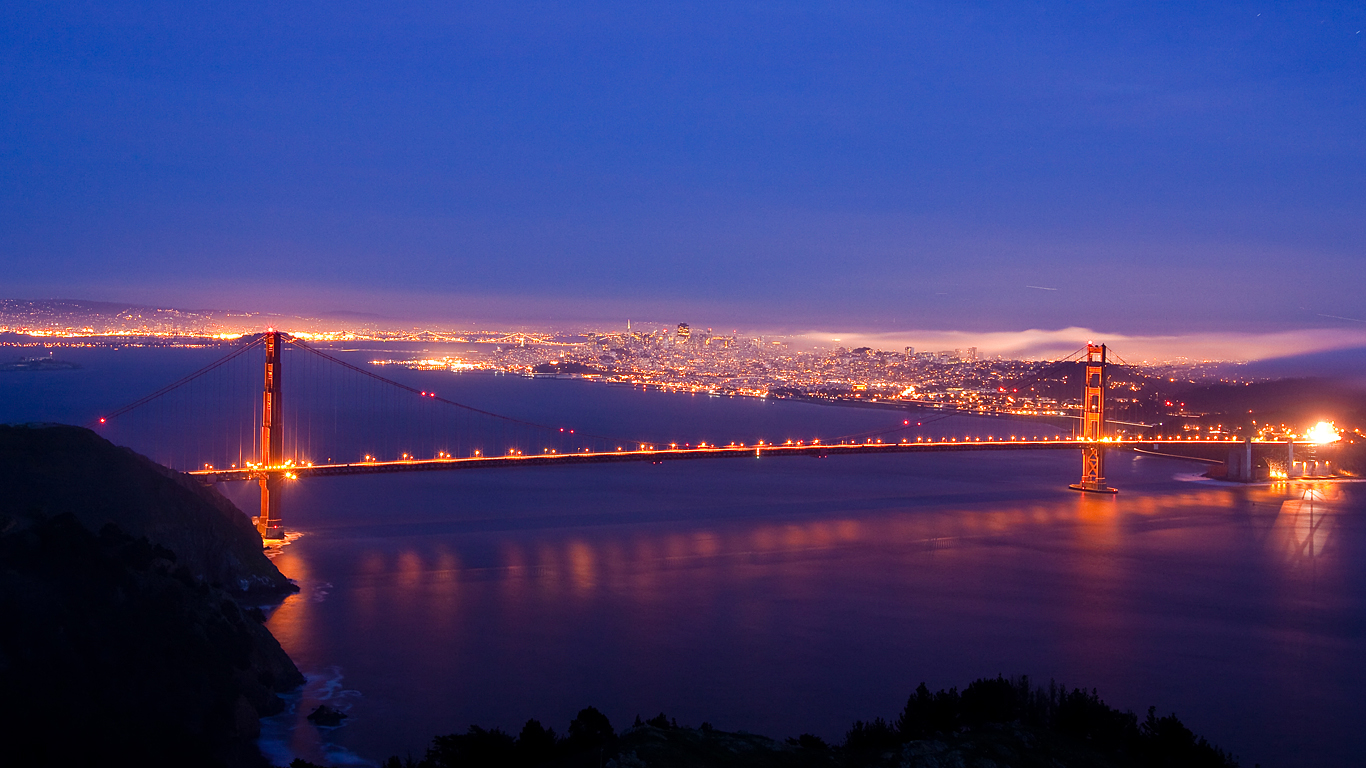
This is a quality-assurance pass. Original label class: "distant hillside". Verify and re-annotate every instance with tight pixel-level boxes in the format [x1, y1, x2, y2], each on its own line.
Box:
[0, 298, 273, 337]
[1171, 377, 1366, 437]
[0, 298, 397, 337]
[1240, 345, 1366, 382]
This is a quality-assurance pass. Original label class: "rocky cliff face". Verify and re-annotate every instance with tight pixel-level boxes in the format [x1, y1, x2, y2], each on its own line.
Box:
[0, 424, 293, 595]
[0, 424, 305, 767]
[0, 515, 305, 767]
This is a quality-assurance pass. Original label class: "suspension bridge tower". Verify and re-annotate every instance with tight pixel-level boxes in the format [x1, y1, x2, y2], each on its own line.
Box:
[1069, 343, 1117, 494]
[257, 331, 286, 538]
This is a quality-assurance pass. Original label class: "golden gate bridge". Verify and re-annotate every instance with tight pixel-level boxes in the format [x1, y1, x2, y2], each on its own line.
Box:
[96, 333, 1307, 539]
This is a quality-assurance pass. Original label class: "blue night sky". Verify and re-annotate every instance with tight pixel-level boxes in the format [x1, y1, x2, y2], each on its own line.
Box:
[2, 2, 1364, 340]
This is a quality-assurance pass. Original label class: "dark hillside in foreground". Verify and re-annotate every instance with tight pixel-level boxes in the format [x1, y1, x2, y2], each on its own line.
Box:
[0, 423, 293, 594]
[0, 424, 304, 767]
[0, 516, 304, 767]
[359, 678, 1237, 768]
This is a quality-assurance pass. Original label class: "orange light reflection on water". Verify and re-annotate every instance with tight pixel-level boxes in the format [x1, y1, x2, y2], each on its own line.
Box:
[259, 475, 1359, 766]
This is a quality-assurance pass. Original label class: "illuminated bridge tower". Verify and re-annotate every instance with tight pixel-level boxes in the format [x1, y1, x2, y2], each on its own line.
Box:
[257, 330, 286, 538]
[1070, 344, 1117, 494]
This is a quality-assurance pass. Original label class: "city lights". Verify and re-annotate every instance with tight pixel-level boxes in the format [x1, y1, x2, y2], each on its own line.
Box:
[1306, 421, 1342, 444]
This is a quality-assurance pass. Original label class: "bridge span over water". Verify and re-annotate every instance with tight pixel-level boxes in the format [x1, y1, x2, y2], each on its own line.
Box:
[99, 332, 1322, 539]
[186, 437, 1292, 483]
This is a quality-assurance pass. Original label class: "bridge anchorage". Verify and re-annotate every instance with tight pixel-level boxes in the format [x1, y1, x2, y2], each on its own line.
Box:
[1069, 344, 1118, 494]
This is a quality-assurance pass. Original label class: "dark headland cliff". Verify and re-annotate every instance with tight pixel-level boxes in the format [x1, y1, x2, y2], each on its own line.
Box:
[0, 424, 304, 768]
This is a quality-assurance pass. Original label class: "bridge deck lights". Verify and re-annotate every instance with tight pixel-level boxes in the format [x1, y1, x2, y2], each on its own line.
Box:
[163, 335, 1199, 530]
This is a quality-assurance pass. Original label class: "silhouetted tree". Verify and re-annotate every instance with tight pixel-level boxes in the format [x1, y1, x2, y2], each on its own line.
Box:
[423, 725, 516, 768]
[567, 706, 614, 750]
[382, 681, 1238, 768]
[1054, 686, 1139, 753]
[1140, 707, 1239, 767]
[895, 681, 963, 738]
[516, 718, 559, 766]
[786, 733, 828, 751]
[844, 717, 899, 753]
[960, 675, 1019, 726]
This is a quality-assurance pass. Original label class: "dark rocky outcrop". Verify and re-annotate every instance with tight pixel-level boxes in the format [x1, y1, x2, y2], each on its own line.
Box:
[308, 704, 348, 727]
[0, 423, 293, 595]
[0, 424, 304, 767]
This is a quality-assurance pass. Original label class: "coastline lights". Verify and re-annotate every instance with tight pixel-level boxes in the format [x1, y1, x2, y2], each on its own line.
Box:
[1306, 421, 1342, 444]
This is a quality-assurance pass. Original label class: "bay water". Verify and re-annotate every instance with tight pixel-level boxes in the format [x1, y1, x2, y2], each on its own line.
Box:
[3, 345, 1362, 766]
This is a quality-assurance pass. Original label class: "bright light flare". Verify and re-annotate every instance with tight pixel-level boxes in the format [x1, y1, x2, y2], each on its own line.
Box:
[1305, 421, 1341, 444]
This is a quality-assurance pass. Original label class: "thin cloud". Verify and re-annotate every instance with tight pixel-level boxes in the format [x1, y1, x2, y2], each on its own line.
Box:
[795, 326, 1366, 363]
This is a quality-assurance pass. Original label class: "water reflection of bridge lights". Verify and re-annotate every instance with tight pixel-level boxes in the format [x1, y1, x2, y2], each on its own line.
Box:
[337, 482, 1301, 613]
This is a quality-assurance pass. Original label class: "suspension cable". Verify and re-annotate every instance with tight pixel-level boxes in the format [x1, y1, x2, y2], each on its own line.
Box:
[287, 337, 641, 445]
[100, 337, 264, 421]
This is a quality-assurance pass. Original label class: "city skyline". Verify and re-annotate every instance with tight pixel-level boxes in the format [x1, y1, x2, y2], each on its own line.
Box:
[5, 296, 1366, 363]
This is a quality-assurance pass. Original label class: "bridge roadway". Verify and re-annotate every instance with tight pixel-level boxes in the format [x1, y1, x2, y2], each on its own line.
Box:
[188, 438, 1294, 483]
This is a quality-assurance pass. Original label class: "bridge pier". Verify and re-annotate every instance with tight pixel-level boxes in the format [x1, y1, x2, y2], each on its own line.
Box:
[258, 472, 284, 539]
[1070, 444, 1116, 494]
[1226, 437, 1255, 483]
